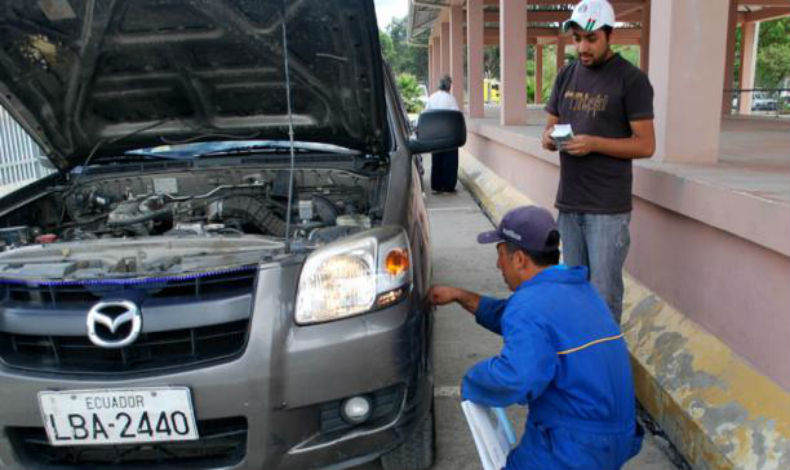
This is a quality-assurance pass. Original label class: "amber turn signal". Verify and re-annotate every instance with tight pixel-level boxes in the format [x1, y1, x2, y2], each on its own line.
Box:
[385, 248, 409, 276]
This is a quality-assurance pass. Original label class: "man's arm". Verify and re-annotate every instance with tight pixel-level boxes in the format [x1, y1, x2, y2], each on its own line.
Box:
[428, 285, 481, 314]
[429, 285, 507, 334]
[541, 114, 560, 151]
[462, 307, 557, 407]
[563, 119, 655, 159]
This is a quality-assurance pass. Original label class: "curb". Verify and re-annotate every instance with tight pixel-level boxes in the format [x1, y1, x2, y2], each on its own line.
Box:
[458, 149, 790, 470]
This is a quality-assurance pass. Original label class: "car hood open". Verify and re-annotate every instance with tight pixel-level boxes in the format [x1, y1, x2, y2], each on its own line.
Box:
[0, 0, 388, 170]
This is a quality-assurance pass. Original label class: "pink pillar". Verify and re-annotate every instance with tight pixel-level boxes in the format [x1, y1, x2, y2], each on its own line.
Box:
[722, 0, 738, 115]
[428, 44, 433, 94]
[649, 0, 729, 163]
[739, 21, 759, 115]
[640, 0, 650, 72]
[432, 36, 441, 91]
[449, 5, 464, 109]
[467, 0, 484, 118]
[556, 34, 566, 71]
[535, 44, 543, 104]
[499, 0, 527, 126]
[440, 22, 450, 77]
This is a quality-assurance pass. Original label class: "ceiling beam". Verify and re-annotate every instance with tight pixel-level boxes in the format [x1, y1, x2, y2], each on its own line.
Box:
[737, 0, 789, 6]
[479, 9, 643, 24]
[474, 26, 642, 43]
[738, 6, 790, 23]
[481, 35, 642, 46]
[481, 0, 644, 5]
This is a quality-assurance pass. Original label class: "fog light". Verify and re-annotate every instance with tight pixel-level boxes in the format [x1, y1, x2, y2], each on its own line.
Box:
[341, 396, 372, 425]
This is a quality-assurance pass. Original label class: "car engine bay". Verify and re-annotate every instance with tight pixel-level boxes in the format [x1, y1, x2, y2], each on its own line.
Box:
[0, 165, 387, 279]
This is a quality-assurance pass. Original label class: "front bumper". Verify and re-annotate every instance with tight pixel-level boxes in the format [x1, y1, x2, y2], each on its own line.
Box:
[0, 261, 433, 469]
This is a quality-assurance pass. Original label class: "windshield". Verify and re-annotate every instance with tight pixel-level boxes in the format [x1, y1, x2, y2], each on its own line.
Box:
[125, 140, 359, 159]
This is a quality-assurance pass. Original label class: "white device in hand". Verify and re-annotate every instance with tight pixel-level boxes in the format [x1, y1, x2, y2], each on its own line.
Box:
[550, 124, 574, 150]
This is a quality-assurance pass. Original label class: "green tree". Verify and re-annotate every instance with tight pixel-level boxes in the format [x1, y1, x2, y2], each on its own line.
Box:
[396, 72, 425, 113]
[732, 18, 790, 90]
[484, 46, 500, 79]
[612, 45, 640, 67]
[381, 17, 429, 83]
[756, 18, 790, 89]
[379, 30, 395, 66]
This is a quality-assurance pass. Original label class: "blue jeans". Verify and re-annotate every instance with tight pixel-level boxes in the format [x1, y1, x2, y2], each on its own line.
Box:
[557, 212, 631, 324]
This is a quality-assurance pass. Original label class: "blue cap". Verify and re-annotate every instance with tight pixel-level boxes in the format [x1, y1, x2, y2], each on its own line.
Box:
[477, 206, 559, 251]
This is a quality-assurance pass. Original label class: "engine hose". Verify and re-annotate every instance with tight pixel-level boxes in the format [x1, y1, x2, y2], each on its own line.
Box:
[106, 207, 172, 227]
[312, 195, 339, 225]
[220, 196, 287, 237]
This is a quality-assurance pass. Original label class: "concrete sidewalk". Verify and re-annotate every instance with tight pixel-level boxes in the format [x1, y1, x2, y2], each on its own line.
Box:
[355, 165, 678, 470]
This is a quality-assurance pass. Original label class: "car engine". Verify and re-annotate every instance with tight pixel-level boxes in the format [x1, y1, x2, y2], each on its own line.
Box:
[0, 166, 386, 279]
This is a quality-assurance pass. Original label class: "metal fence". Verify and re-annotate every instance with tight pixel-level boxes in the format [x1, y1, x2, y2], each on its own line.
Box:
[0, 106, 51, 194]
[724, 88, 790, 117]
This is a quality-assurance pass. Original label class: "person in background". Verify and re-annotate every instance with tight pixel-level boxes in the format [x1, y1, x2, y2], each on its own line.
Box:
[425, 74, 460, 193]
[541, 0, 656, 324]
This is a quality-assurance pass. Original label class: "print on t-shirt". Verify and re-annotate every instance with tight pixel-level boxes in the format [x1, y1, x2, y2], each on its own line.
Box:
[563, 91, 609, 117]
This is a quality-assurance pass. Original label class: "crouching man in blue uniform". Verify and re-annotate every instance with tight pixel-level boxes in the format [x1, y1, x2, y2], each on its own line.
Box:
[429, 205, 643, 470]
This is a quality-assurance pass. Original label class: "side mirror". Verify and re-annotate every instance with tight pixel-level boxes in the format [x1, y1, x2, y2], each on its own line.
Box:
[407, 110, 466, 154]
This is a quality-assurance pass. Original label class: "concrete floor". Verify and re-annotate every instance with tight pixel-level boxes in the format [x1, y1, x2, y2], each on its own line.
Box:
[354, 166, 678, 470]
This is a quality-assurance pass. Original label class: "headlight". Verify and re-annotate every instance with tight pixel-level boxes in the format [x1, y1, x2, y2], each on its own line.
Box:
[295, 227, 412, 324]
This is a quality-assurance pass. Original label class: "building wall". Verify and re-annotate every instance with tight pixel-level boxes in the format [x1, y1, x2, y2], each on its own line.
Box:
[463, 125, 790, 391]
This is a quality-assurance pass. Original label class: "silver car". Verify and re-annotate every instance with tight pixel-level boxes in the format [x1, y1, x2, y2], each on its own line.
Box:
[0, 0, 464, 468]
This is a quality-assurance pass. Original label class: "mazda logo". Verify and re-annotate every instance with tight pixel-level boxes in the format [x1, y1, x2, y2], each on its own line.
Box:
[86, 300, 142, 348]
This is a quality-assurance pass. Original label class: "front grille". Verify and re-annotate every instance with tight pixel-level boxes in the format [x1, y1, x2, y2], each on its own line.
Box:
[0, 267, 257, 306]
[0, 319, 250, 375]
[8, 417, 247, 468]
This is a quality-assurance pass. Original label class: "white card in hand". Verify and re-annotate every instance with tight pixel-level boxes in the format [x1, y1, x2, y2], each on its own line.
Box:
[550, 124, 574, 150]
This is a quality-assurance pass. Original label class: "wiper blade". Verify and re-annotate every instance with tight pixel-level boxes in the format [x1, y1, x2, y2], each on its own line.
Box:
[118, 151, 195, 160]
[196, 144, 314, 157]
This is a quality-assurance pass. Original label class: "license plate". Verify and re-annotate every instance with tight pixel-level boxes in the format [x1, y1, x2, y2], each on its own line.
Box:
[38, 388, 198, 446]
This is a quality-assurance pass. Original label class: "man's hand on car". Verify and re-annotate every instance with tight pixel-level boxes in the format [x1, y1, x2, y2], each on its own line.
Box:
[541, 126, 558, 151]
[564, 134, 597, 156]
[429, 285, 481, 314]
[428, 285, 459, 305]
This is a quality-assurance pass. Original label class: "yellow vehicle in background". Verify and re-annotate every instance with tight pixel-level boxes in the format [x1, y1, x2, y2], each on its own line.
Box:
[484, 78, 500, 103]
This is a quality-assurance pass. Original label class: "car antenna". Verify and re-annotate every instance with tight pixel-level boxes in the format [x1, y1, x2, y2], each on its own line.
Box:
[281, 0, 296, 253]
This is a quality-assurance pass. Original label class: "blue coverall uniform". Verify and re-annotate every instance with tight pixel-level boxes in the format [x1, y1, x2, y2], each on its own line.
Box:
[462, 265, 643, 470]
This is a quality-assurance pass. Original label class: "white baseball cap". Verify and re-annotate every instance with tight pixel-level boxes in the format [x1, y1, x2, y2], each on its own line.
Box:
[563, 0, 616, 33]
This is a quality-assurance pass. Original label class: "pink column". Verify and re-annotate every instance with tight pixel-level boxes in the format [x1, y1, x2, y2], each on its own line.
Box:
[467, 0, 485, 118]
[739, 21, 759, 115]
[556, 34, 566, 71]
[440, 22, 450, 77]
[427, 44, 433, 94]
[432, 36, 441, 91]
[449, 5, 465, 109]
[649, 0, 729, 163]
[640, 0, 650, 72]
[499, 0, 527, 126]
[535, 44, 543, 104]
[721, 0, 738, 115]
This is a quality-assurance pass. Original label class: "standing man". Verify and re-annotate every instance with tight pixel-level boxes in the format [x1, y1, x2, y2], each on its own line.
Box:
[429, 206, 642, 470]
[541, 0, 655, 323]
[425, 74, 460, 193]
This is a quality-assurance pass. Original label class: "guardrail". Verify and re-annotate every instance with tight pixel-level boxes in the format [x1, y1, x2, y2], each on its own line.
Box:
[0, 106, 52, 194]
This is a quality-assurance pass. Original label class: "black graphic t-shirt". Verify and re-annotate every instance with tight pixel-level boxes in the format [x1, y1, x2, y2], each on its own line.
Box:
[546, 54, 654, 213]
